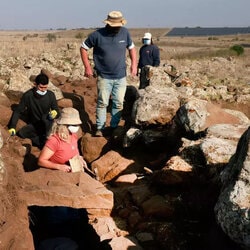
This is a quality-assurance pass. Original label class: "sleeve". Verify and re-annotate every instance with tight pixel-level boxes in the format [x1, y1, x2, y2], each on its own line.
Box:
[138, 47, 143, 69]
[49, 91, 60, 118]
[8, 94, 27, 129]
[126, 30, 135, 50]
[81, 32, 96, 50]
[153, 46, 160, 67]
[45, 135, 59, 152]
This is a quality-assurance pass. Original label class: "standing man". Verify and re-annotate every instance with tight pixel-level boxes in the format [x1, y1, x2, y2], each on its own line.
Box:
[8, 73, 60, 149]
[138, 32, 160, 89]
[80, 10, 137, 137]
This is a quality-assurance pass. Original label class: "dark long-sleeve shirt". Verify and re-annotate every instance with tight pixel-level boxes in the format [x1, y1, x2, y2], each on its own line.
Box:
[138, 44, 160, 69]
[8, 88, 59, 129]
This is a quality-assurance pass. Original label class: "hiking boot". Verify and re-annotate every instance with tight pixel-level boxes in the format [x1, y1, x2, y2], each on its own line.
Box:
[94, 129, 103, 137]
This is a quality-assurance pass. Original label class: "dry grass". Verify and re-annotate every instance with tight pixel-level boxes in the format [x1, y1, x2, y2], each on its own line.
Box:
[0, 29, 249, 118]
[1, 28, 250, 58]
[0, 30, 77, 58]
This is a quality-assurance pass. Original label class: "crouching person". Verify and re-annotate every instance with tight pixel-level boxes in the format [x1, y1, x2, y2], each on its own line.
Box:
[38, 107, 87, 173]
[7, 73, 59, 149]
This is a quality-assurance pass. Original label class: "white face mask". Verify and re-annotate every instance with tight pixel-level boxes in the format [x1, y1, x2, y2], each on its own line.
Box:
[143, 39, 151, 45]
[36, 89, 47, 96]
[68, 125, 80, 133]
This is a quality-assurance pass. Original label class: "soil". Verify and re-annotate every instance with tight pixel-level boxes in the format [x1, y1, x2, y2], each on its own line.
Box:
[0, 76, 248, 250]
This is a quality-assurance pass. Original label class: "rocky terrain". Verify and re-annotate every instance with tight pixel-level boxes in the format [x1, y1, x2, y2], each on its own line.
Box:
[0, 29, 249, 249]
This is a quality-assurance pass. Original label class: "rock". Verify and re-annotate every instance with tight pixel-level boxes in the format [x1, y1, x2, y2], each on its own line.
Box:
[0, 92, 11, 107]
[123, 127, 142, 148]
[90, 217, 128, 241]
[206, 124, 249, 141]
[0, 105, 12, 127]
[128, 211, 142, 228]
[141, 195, 175, 218]
[133, 86, 180, 126]
[108, 236, 143, 250]
[81, 133, 110, 163]
[127, 184, 154, 207]
[20, 169, 114, 216]
[215, 126, 250, 249]
[200, 137, 238, 165]
[151, 156, 193, 186]
[91, 150, 136, 183]
[176, 99, 242, 134]
[136, 232, 154, 244]
[114, 173, 138, 186]
[57, 97, 73, 108]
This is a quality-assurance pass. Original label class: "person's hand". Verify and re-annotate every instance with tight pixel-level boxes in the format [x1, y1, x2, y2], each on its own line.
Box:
[8, 128, 16, 136]
[130, 65, 138, 77]
[79, 156, 87, 168]
[78, 156, 95, 175]
[60, 164, 72, 173]
[84, 66, 93, 78]
[48, 110, 57, 120]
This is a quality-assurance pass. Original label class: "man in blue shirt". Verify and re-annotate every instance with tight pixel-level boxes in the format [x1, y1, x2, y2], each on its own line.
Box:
[80, 10, 137, 137]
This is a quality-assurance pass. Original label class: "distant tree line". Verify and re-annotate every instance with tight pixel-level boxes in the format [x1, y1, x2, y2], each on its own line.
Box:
[167, 27, 250, 36]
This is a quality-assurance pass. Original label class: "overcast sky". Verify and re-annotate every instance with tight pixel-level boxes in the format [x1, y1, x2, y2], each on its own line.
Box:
[1, 0, 249, 30]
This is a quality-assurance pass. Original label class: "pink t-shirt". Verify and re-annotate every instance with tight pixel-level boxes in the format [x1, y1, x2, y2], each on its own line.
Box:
[45, 133, 80, 164]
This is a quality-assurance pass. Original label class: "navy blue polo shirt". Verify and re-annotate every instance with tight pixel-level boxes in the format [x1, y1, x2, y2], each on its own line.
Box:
[81, 27, 134, 79]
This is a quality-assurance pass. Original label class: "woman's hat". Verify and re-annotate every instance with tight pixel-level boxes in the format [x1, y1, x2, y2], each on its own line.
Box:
[143, 32, 152, 40]
[103, 11, 127, 27]
[57, 107, 82, 125]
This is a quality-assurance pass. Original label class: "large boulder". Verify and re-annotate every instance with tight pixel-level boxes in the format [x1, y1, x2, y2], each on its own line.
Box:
[175, 99, 247, 134]
[214, 126, 250, 249]
[132, 86, 180, 127]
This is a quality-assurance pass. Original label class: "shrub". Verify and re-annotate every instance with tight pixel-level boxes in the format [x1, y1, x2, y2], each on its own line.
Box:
[208, 36, 218, 40]
[75, 33, 84, 39]
[230, 44, 244, 56]
[45, 33, 57, 42]
[23, 33, 38, 41]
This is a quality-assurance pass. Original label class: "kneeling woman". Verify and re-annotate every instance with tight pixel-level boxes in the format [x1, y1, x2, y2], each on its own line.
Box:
[38, 107, 87, 172]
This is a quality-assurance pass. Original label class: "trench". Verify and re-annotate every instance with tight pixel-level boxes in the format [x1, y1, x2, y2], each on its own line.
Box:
[27, 198, 242, 249]
[24, 102, 248, 249]
[156, 183, 243, 250]
[28, 206, 110, 250]
[25, 164, 243, 249]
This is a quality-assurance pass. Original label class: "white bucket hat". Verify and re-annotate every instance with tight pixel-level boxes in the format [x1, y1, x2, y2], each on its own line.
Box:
[57, 107, 82, 125]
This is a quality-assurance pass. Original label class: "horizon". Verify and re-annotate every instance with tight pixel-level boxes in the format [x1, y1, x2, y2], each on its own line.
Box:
[1, 26, 250, 32]
[1, 0, 249, 30]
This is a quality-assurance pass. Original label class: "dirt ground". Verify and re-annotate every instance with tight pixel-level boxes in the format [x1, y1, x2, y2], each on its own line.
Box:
[0, 28, 249, 249]
[1, 74, 248, 249]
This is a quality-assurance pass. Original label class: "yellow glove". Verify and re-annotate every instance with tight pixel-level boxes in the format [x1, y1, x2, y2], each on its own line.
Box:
[8, 128, 16, 136]
[48, 110, 57, 120]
